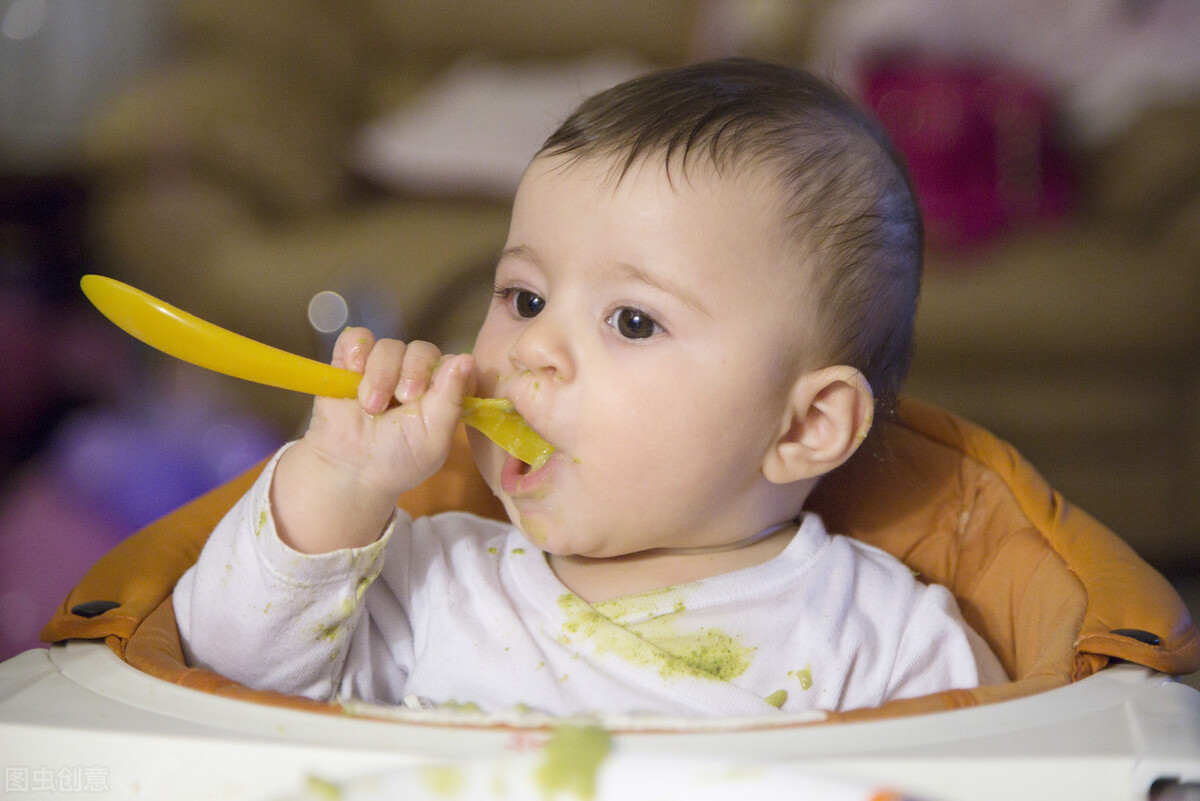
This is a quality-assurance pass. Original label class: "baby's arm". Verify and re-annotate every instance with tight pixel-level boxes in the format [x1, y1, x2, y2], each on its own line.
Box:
[173, 450, 405, 699]
[272, 328, 473, 554]
[175, 329, 471, 699]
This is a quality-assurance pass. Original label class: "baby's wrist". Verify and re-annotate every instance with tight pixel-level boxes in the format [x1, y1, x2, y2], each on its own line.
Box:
[272, 441, 401, 553]
[303, 439, 408, 503]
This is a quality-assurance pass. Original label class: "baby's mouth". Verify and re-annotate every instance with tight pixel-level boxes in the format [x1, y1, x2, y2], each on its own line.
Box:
[462, 395, 554, 469]
[500, 447, 559, 495]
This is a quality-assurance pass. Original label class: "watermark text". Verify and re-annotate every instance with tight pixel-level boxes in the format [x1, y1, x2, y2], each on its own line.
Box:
[4, 765, 110, 794]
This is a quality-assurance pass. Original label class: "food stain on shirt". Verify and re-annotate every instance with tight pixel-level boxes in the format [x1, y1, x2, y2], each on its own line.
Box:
[790, 664, 814, 690]
[594, 587, 687, 623]
[315, 621, 340, 643]
[558, 593, 755, 682]
[439, 699, 482, 712]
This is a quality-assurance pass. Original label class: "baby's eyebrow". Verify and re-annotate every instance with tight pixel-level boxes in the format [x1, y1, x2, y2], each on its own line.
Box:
[498, 244, 712, 318]
[613, 261, 712, 318]
[497, 244, 540, 267]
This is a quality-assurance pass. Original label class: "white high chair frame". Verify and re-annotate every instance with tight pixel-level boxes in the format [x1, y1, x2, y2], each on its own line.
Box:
[1, 639, 1197, 801]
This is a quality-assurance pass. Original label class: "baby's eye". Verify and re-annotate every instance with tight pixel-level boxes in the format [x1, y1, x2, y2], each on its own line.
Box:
[494, 286, 545, 319]
[608, 307, 662, 341]
[514, 290, 545, 318]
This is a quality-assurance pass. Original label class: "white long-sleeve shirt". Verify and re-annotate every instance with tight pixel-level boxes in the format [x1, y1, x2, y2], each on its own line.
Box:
[175, 447, 1004, 717]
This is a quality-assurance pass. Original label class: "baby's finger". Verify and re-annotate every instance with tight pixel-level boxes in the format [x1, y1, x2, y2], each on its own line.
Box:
[396, 340, 444, 403]
[441, 352, 477, 399]
[423, 354, 475, 433]
[332, 327, 375, 373]
[358, 338, 407, 414]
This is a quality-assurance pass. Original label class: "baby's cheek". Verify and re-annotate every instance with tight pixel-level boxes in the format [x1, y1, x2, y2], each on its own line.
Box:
[471, 365, 503, 396]
[466, 426, 489, 459]
[466, 429, 503, 485]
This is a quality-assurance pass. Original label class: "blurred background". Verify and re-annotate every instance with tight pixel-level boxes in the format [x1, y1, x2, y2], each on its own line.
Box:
[1, 0, 1198, 679]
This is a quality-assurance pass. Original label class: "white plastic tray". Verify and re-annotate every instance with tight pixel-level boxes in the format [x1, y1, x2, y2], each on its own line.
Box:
[1, 642, 1197, 800]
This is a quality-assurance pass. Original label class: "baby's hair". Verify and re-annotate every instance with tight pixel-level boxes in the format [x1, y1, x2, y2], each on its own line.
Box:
[539, 58, 923, 418]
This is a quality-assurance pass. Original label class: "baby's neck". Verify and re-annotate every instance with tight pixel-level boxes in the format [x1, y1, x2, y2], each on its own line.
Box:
[547, 521, 797, 604]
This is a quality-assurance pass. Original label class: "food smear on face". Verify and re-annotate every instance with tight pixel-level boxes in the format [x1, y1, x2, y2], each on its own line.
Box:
[461, 396, 554, 468]
[535, 724, 612, 801]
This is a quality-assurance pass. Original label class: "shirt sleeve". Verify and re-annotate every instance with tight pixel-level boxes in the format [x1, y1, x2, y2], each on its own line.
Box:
[174, 443, 398, 701]
[883, 581, 1004, 701]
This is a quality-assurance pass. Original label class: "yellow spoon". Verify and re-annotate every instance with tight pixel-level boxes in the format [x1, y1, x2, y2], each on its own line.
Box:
[79, 275, 554, 468]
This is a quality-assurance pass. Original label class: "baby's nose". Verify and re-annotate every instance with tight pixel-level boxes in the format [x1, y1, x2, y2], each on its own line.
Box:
[508, 312, 574, 383]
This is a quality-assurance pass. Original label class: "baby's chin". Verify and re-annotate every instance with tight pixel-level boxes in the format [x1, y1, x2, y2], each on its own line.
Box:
[516, 526, 628, 560]
[505, 515, 570, 554]
[513, 517, 556, 552]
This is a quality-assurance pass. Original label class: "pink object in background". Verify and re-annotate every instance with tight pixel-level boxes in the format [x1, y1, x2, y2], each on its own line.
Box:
[0, 285, 283, 662]
[0, 468, 125, 661]
[862, 55, 1077, 252]
[0, 293, 56, 444]
[0, 393, 281, 662]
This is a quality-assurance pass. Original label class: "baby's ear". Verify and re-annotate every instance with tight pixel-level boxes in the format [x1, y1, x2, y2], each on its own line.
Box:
[762, 366, 874, 485]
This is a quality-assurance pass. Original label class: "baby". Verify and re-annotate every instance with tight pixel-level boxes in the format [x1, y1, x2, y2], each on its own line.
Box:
[175, 58, 1004, 717]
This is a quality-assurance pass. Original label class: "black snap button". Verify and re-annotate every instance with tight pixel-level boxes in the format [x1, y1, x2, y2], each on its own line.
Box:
[1112, 628, 1161, 646]
[70, 600, 121, 618]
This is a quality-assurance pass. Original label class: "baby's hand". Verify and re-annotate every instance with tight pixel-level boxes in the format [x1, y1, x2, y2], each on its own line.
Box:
[310, 328, 473, 490]
[271, 328, 474, 553]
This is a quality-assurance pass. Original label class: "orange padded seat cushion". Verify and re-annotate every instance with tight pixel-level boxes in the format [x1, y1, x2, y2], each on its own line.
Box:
[42, 398, 1199, 723]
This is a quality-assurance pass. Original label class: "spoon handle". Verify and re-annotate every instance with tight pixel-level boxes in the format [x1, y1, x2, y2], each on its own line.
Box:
[81, 274, 363, 398]
[80, 275, 554, 467]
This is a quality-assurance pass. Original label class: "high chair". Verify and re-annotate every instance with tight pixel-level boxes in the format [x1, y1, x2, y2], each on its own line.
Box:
[2, 399, 1197, 800]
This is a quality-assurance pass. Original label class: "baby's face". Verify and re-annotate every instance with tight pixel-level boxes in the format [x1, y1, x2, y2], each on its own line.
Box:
[470, 153, 813, 558]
